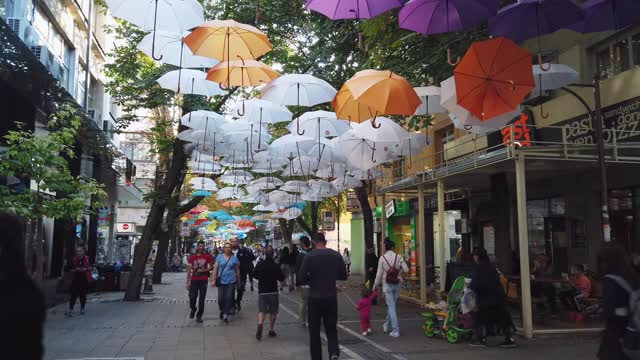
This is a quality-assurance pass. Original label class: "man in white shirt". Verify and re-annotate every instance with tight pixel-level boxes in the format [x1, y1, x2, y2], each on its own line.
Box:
[373, 238, 409, 338]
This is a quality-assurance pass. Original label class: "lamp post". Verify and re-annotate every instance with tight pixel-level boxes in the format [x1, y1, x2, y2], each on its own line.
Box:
[559, 74, 610, 242]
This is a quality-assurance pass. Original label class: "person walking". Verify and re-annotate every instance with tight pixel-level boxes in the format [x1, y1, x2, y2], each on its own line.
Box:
[65, 246, 92, 316]
[172, 254, 181, 272]
[597, 246, 640, 360]
[186, 240, 213, 323]
[212, 242, 241, 324]
[373, 239, 409, 338]
[469, 248, 516, 347]
[231, 238, 256, 312]
[357, 287, 377, 336]
[365, 247, 378, 305]
[287, 244, 300, 291]
[342, 248, 352, 276]
[295, 235, 312, 327]
[279, 246, 291, 291]
[298, 233, 348, 360]
[253, 246, 285, 340]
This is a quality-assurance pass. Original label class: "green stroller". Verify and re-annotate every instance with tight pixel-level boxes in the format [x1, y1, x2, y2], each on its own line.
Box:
[421, 276, 474, 343]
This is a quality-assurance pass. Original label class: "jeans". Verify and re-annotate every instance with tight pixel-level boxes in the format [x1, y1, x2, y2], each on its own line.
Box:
[236, 271, 248, 307]
[299, 287, 310, 324]
[308, 296, 339, 360]
[383, 282, 401, 333]
[189, 280, 208, 318]
[218, 283, 236, 317]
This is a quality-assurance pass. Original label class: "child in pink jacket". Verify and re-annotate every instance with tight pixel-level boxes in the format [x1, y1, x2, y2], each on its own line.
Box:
[357, 287, 377, 335]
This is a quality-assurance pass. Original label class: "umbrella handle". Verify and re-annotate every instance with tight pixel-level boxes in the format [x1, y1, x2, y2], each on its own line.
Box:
[296, 118, 306, 135]
[370, 114, 381, 129]
[447, 48, 460, 66]
[464, 123, 473, 131]
[540, 103, 550, 119]
[236, 99, 246, 117]
[371, 143, 377, 163]
[151, 0, 163, 61]
[538, 54, 551, 72]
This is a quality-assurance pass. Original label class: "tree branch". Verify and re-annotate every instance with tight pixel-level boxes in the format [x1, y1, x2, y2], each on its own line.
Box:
[296, 216, 313, 236]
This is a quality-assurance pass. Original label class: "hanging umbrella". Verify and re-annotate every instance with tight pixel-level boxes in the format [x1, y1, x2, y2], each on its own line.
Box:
[308, 179, 337, 194]
[344, 70, 421, 127]
[488, 0, 584, 69]
[531, 63, 579, 118]
[281, 180, 310, 193]
[157, 69, 225, 96]
[350, 117, 408, 143]
[234, 219, 255, 228]
[189, 177, 216, 187]
[572, 0, 640, 33]
[232, 98, 292, 124]
[105, 0, 204, 60]
[268, 134, 332, 156]
[187, 160, 222, 175]
[453, 37, 534, 120]
[184, 20, 272, 61]
[261, 74, 338, 135]
[221, 201, 242, 208]
[252, 204, 279, 212]
[336, 131, 396, 171]
[181, 111, 227, 130]
[239, 191, 269, 205]
[331, 176, 363, 191]
[267, 190, 298, 204]
[349, 168, 383, 180]
[315, 162, 348, 179]
[206, 60, 279, 89]
[413, 86, 447, 115]
[306, 0, 403, 19]
[280, 207, 303, 220]
[392, 132, 429, 157]
[249, 177, 284, 190]
[137, 31, 219, 68]
[332, 84, 377, 123]
[216, 187, 246, 200]
[219, 157, 253, 168]
[287, 111, 351, 138]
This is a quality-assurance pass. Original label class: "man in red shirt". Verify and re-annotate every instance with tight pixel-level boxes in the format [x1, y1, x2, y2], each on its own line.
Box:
[187, 240, 213, 323]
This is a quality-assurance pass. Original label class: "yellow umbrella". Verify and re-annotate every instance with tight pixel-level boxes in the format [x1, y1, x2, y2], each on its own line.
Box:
[345, 69, 421, 127]
[332, 84, 377, 123]
[206, 60, 279, 88]
[183, 20, 272, 62]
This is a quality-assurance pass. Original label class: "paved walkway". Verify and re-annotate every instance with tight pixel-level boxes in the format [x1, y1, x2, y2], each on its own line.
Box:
[44, 272, 600, 360]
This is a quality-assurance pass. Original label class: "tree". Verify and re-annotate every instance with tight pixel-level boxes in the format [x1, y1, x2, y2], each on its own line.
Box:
[0, 106, 106, 280]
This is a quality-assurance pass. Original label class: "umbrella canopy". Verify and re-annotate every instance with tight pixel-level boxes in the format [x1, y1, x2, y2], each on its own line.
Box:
[331, 176, 363, 191]
[232, 99, 292, 124]
[267, 190, 298, 206]
[137, 31, 219, 68]
[188, 160, 222, 175]
[315, 162, 348, 179]
[488, 0, 584, 43]
[288, 111, 352, 138]
[349, 168, 383, 180]
[249, 177, 284, 190]
[233, 219, 255, 228]
[306, 0, 403, 20]
[392, 132, 429, 157]
[453, 37, 534, 120]
[183, 20, 272, 61]
[206, 60, 279, 88]
[268, 134, 332, 156]
[413, 86, 447, 115]
[180, 110, 227, 131]
[350, 117, 408, 143]
[239, 191, 269, 205]
[252, 204, 279, 212]
[308, 179, 337, 194]
[532, 63, 579, 95]
[156, 69, 225, 96]
[281, 180, 310, 193]
[345, 69, 421, 125]
[332, 84, 377, 123]
[572, 0, 640, 33]
[221, 201, 242, 208]
[336, 131, 396, 171]
[399, 0, 499, 35]
[261, 74, 338, 107]
[280, 207, 303, 220]
[216, 186, 246, 200]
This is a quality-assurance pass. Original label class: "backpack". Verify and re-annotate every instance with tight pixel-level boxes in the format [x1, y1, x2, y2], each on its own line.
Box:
[605, 275, 640, 359]
[384, 254, 400, 284]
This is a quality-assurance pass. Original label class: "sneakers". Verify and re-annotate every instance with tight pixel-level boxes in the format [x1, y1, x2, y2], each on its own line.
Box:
[79, 309, 85, 315]
[223, 318, 229, 325]
[367, 328, 372, 335]
[383, 324, 389, 333]
[268, 330, 277, 337]
[189, 309, 196, 319]
[470, 339, 488, 347]
[256, 324, 263, 341]
[389, 331, 400, 338]
[236, 303, 242, 312]
[196, 317, 203, 324]
[500, 338, 517, 348]
[64, 310, 73, 317]
[219, 313, 224, 320]
[361, 331, 368, 336]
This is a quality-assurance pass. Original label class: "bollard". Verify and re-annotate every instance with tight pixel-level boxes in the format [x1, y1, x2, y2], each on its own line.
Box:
[142, 274, 154, 294]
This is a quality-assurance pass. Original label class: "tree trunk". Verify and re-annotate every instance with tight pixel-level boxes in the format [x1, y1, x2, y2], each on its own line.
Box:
[296, 201, 319, 237]
[355, 183, 374, 251]
[279, 219, 294, 244]
[152, 230, 169, 284]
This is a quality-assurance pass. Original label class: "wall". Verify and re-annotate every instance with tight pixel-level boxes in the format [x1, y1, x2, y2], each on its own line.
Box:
[350, 214, 365, 275]
[325, 211, 352, 252]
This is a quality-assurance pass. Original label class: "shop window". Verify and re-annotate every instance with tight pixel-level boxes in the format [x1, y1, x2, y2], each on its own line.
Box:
[633, 33, 640, 68]
[596, 47, 614, 79]
[593, 30, 640, 79]
[613, 38, 631, 73]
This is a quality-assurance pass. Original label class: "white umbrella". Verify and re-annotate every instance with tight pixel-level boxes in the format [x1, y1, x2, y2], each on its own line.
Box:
[252, 204, 279, 212]
[216, 186, 246, 200]
[138, 31, 218, 68]
[308, 179, 337, 194]
[181, 111, 227, 131]
[219, 157, 252, 168]
[315, 162, 348, 179]
[232, 98, 292, 124]
[414, 86, 446, 115]
[331, 176, 362, 191]
[532, 64, 579, 119]
[350, 117, 408, 143]
[188, 160, 222, 175]
[280, 207, 303, 220]
[189, 177, 216, 187]
[106, 0, 204, 60]
[336, 131, 396, 171]
[249, 177, 283, 190]
[191, 182, 218, 192]
[261, 74, 338, 135]
[349, 168, 383, 180]
[268, 134, 333, 157]
[286, 156, 331, 176]
[281, 180, 310, 193]
[266, 190, 298, 205]
[251, 161, 285, 174]
[239, 191, 270, 205]
[157, 69, 225, 96]
[286, 111, 351, 138]
[392, 132, 429, 157]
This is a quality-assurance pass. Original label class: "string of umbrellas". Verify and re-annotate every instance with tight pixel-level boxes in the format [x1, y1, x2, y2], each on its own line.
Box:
[104, 0, 638, 224]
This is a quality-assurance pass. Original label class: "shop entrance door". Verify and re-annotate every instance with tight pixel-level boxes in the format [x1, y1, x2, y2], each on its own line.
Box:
[544, 217, 569, 273]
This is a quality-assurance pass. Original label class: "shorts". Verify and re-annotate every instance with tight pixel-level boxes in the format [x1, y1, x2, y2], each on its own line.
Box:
[258, 293, 279, 314]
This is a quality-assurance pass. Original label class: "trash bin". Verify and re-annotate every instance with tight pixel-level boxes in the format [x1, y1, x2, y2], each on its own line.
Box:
[120, 271, 130, 291]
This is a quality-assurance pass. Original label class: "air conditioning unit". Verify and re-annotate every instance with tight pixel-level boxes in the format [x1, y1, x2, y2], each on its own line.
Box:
[87, 108, 102, 124]
[30, 45, 56, 73]
[7, 18, 37, 45]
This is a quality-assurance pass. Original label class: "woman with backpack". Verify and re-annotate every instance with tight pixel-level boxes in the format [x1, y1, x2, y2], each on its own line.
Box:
[373, 239, 408, 338]
[598, 246, 640, 360]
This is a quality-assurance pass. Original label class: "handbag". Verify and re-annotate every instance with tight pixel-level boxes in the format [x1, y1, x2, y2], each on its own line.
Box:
[215, 256, 231, 287]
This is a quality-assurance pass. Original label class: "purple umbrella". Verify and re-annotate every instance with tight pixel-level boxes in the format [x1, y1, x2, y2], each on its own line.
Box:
[489, 0, 584, 43]
[571, 0, 640, 33]
[399, 0, 499, 35]
[306, 0, 403, 20]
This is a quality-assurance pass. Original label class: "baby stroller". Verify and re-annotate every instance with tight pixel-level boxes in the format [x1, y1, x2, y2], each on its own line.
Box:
[422, 276, 473, 343]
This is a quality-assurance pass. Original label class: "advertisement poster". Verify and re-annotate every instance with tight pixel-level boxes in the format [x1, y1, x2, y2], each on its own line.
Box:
[97, 209, 111, 264]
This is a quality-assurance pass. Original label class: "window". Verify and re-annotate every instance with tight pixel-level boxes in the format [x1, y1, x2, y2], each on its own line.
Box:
[0, 0, 14, 19]
[632, 33, 640, 67]
[593, 30, 640, 79]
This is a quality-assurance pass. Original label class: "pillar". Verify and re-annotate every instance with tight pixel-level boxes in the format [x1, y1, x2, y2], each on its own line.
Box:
[437, 180, 446, 291]
[381, 193, 386, 247]
[515, 155, 533, 338]
[418, 184, 427, 302]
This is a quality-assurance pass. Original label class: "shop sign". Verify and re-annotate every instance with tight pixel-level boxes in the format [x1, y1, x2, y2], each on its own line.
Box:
[501, 111, 534, 147]
[180, 222, 191, 237]
[385, 200, 396, 219]
[323, 211, 335, 231]
[116, 222, 136, 233]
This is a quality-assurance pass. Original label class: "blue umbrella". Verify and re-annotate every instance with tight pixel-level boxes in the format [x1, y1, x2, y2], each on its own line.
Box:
[571, 0, 640, 33]
[192, 190, 213, 197]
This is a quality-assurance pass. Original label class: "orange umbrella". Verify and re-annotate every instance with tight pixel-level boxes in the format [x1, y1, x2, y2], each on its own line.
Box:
[344, 69, 421, 127]
[233, 219, 255, 228]
[454, 37, 535, 121]
[332, 84, 377, 123]
[207, 59, 279, 89]
[183, 20, 272, 61]
[221, 201, 242, 208]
